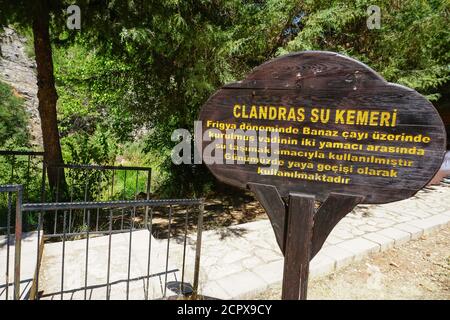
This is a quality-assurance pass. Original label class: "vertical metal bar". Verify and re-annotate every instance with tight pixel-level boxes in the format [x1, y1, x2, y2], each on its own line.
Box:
[34, 210, 43, 301]
[96, 210, 100, 232]
[148, 169, 151, 194]
[83, 177, 89, 225]
[5, 192, 12, 300]
[61, 210, 67, 300]
[96, 173, 101, 231]
[14, 186, 23, 300]
[69, 187, 73, 234]
[26, 155, 31, 201]
[84, 210, 90, 300]
[98, 169, 103, 201]
[121, 171, 127, 230]
[35, 164, 47, 300]
[122, 171, 127, 199]
[181, 208, 189, 295]
[126, 206, 135, 300]
[110, 170, 115, 200]
[146, 170, 151, 195]
[53, 212, 57, 234]
[144, 170, 151, 228]
[163, 205, 172, 298]
[145, 207, 153, 301]
[106, 209, 113, 300]
[134, 170, 139, 200]
[57, 166, 61, 201]
[41, 160, 47, 203]
[54, 167, 61, 234]
[10, 155, 15, 183]
[192, 202, 204, 298]
[145, 171, 152, 300]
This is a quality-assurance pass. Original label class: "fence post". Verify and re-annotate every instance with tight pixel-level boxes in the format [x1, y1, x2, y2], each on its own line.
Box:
[14, 185, 23, 300]
[192, 201, 204, 299]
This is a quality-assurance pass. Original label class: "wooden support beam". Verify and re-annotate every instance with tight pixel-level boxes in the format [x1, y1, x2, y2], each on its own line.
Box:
[249, 184, 363, 300]
[281, 193, 315, 300]
[248, 183, 286, 252]
[311, 193, 364, 259]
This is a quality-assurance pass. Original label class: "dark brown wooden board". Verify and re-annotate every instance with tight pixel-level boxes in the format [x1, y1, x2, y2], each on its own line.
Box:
[198, 51, 447, 204]
[282, 193, 315, 300]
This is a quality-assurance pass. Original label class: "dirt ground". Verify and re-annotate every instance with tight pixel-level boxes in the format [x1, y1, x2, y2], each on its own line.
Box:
[256, 228, 450, 300]
[150, 189, 268, 238]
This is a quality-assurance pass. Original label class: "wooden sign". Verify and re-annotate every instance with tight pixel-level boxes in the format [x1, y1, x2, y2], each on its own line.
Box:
[198, 51, 447, 300]
[199, 51, 447, 204]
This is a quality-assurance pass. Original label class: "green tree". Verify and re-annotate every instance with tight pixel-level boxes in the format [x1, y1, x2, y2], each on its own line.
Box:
[279, 0, 450, 101]
[4, 0, 447, 197]
[49, 0, 301, 196]
[0, 0, 68, 189]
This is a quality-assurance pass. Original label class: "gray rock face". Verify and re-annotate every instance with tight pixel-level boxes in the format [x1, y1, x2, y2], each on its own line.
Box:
[0, 27, 42, 148]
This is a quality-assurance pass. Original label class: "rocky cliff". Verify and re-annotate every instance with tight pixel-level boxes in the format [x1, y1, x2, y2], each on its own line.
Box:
[0, 27, 42, 148]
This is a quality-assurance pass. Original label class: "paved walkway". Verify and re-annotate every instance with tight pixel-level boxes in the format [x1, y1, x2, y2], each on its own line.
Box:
[197, 184, 450, 299]
[38, 230, 197, 300]
[1, 231, 40, 300]
[4, 185, 449, 300]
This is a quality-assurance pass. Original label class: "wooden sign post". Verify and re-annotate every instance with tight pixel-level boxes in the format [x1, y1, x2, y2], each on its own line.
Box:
[248, 184, 363, 299]
[198, 51, 446, 299]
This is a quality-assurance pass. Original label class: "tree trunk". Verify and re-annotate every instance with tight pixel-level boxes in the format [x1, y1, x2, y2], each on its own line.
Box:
[32, 1, 65, 191]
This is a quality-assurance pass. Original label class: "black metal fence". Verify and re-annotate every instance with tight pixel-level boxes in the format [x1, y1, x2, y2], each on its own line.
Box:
[29, 198, 203, 300]
[0, 151, 204, 300]
[1, 151, 154, 235]
[0, 151, 44, 203]
[0, 185, 22, 300]
[43, 164, 152, 203]
[1, 185, 204, 300]
[0, 150, 153, 204]
[42, 164, 152, 237]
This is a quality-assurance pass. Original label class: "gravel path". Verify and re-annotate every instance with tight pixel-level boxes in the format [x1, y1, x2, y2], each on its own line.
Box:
[256, 228, 450, 300]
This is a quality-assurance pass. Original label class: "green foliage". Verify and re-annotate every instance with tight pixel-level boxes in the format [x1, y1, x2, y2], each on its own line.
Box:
[0, 81, 30, 149]
[53, 42, 135, 165]
[45, 0, 301, 197]
[2, 0, 448, 198]
[279, 0, 450, 101]
[48, 0, 450, 197]
[103, 0, 301, 197]
[0, 82, 37, 230]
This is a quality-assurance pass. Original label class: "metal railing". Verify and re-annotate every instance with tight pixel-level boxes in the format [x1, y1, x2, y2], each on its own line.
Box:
[1, 151, 154, 235]
[0, 151, 44, 203]
[1, 184, 204, 300]
[0, 150, 153, 204]
[0, 185, 23, 300]
[43, 164, 152, 203]
[42, 164, 153, 236]
[22, 199, 204, 300]
[1, 152, 204, 300]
